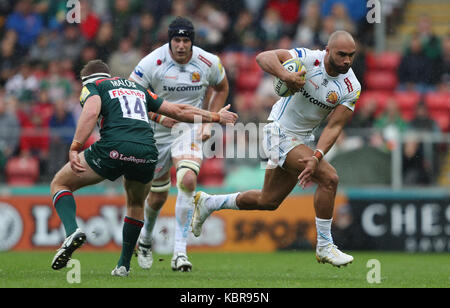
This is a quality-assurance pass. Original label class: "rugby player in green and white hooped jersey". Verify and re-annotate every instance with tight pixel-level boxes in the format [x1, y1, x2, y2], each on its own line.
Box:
[129, 16, 229, 272]
[49, 60, 237, 277]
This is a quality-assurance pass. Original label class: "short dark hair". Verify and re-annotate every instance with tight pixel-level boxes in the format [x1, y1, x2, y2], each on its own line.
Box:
[80, 60, 110, 78]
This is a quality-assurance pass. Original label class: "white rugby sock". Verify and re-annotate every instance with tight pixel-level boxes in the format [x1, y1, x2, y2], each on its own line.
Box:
[174, 189, 194, 255]
[206, 193, 239, 211]
[315, 217, 334, 247]
[140, 202, 160, 246]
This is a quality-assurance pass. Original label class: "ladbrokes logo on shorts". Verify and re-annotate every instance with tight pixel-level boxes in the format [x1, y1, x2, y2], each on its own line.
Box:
[109, 150, 155, 164]
[0, 202, 23, 251]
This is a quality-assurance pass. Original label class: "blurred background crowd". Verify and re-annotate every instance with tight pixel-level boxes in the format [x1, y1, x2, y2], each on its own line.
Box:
[0, 0, 448, 188]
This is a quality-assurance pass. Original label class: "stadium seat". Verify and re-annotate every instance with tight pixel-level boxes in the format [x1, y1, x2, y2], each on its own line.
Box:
[5, 156, 39, 186]
[393, 91, 421, 120]
[430, 112, 450, 132]
[364, 71, 398, 91]
[198, 158, 225, 186]
[235, 69, 262, 92]
[425, 92, 450, 112]
[365, 51, 401, 72]
[357, 91, 391, 115]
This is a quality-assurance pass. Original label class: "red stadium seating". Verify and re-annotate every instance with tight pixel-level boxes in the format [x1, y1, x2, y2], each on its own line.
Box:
[5, 156, 39, 186]
[364, 71, 398, 91]
[356, 90, 391, 114]
[198, 158, 225, 186]
[366, 51, 401, 72]
[393, 91, 421, 120]
[235, 69, 262, 92]
[425, 92, 450, 112]
[430, 112, 450, 132]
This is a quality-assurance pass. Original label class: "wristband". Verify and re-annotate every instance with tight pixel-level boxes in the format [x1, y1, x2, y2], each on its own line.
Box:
[70, 140, 83, 152]
[313, 149, 324, 162]
[157, 115, 166, 124]
[211, 112, 220, 123]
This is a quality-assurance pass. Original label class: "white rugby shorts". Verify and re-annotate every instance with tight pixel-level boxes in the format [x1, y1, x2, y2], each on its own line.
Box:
[263, 121, 315, 168]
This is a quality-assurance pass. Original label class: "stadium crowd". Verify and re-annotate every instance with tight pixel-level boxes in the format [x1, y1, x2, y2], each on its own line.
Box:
[0, 0, 448, 186]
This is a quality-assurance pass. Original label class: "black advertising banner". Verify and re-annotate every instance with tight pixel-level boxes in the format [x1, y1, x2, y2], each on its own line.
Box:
[333, 198, 450, 252]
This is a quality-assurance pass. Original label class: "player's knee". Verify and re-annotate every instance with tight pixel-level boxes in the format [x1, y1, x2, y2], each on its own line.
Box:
[179, 171, 197, 192]
[258, 199, 281, 211]
[176, 160, 200, 192]
[322, 171, 339, 191]
[147, 191, 168, 209]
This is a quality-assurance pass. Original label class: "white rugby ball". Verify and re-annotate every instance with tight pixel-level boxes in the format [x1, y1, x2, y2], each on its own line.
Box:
[273, 58, 305, 97]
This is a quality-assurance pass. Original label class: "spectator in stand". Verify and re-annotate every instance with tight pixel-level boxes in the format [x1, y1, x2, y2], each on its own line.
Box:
[194, 2, 229, 52]
[435, 33, 450, 90]
[5, 61, 39, 103]
[351, 39, 367, 88]
[0, 30, 19, 86]
[265, 0, 300, 33]
[79, 0, 101, 42]
[259, 8, 284, 50]
[40, 60, 73, 103]
[374, 98, 408, 151]
[108, 37, 141, 79]
[402, 102, 441, 185]
[57, 24, 86, 62]
[330, 2, 356, 35]
[0, 90, 21, 178]
[132, 13, 159, 54]
[93, 21, 116, 63]
[347, 98, 377, 132]
[293, 1, 322, 49]
[398, 34, 434, 92]
[157, 0, 193, 42]
[110, 0, 139, 43]
[315, 16, 336, 48]
[73, 43, 98, 77]
[417, 15, 442, 62]
[5, 0, 43, 55]
[29, 31, 61, 64]
[228, 10, 261, 52]
[47, 99, 76, 177]
[320, 0, 367, 23]
[16, 88, 53, 177]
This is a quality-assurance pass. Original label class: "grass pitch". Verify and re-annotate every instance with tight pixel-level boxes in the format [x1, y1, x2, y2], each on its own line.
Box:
[0, 251, 449, 288]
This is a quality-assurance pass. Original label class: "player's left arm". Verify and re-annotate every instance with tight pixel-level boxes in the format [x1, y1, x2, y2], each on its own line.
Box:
[69, 95, 101, 173]
[298, 105, 354, 188]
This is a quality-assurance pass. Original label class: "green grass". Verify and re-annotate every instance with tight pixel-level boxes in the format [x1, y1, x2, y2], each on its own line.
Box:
[0, 251, 449, 288]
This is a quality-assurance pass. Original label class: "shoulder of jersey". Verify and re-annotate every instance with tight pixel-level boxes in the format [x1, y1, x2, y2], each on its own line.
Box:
[298, 49, 326, 68]
[342, 68, 361, 92]
[193, 45, 219, 68]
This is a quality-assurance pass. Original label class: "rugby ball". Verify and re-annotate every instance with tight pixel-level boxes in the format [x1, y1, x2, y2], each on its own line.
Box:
[273, 58, 305, 97]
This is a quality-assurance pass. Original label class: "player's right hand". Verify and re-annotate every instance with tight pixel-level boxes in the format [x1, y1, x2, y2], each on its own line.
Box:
[69, 151, 86, 175]
[218, 104, 238, 125]
[284, 70, 306, 93]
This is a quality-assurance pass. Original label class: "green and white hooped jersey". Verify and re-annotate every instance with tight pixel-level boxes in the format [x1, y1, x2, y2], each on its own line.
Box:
[268, 48, 361, 136]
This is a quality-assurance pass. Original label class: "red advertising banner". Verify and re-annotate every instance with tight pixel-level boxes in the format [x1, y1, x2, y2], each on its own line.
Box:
[0, 194, 348, 252]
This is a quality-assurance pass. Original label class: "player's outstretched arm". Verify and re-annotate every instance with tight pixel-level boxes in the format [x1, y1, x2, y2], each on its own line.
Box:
[156, 101, 238, 125]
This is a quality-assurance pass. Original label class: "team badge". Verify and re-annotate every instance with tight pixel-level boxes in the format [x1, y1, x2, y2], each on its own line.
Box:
[109, 150, 119, 159]
[326, 91, 339, 105]
[79, 86, 90, 106]
[191, 71, 201, 83]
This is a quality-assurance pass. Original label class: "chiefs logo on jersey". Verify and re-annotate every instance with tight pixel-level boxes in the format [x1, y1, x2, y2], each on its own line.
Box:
[191, 71, 201, 83]
[326, 91, 339, 105]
